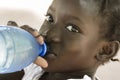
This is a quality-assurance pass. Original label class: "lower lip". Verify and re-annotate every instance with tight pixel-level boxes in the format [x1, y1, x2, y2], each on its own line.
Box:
[44, 53, 57, 60]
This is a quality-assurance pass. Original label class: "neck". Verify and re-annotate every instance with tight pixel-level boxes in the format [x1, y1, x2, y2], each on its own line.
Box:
[40, 69, 97, 80]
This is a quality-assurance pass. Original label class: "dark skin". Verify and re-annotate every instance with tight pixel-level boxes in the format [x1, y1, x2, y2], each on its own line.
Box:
[0, 0, 119, 80]
[39, 0, 119, 80]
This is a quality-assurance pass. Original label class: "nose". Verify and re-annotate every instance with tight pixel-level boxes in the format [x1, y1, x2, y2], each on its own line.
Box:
[40, 24, 61, 43]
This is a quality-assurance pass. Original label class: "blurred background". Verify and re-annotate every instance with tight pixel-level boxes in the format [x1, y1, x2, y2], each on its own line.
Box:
[0, 0, 53, 30]
[0, 0, 120, 80]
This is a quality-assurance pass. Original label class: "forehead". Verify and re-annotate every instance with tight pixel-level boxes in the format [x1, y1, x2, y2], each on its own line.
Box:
[51, 0, 100, 15]
[51, 0, 81, 10]
[50, 0, 84, 21]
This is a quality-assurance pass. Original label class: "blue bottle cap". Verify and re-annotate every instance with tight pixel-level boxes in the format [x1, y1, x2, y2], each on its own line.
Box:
[39, 43, 47, 57]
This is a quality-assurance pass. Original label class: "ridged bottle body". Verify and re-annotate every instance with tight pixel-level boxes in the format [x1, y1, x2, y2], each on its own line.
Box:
[0, 26, 46, 74]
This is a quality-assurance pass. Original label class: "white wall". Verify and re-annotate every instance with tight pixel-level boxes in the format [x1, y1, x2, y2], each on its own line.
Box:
[0, 0, 52, 14]
[0, 0, 53, 30]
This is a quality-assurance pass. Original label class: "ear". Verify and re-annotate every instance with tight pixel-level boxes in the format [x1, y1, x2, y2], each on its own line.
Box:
[95, 41, 120, 63]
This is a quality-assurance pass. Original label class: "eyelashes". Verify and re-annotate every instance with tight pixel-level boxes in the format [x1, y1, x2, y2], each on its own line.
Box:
[45, 14, 54, 24]
[65, 24, 82, 33]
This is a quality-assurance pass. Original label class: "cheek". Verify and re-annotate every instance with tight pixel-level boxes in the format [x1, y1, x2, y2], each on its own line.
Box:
[62, 38, 81, 51]
[81, 36, 97, 50]
[52, 50, 95, 72]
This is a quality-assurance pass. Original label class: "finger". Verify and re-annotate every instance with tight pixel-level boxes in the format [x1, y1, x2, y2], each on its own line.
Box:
[7, 21, 18, 27]
[20, 25, 35, 34]
[36, 35, 44, 44]
[34, 56, 48, 68]
[34, 32, 44, 44]
[20, 25, 44, 44]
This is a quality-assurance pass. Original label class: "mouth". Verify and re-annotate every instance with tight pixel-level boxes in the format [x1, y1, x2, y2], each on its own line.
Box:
[44, 51, 57, 60]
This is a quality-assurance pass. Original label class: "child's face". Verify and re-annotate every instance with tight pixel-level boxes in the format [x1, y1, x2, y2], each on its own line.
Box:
[40, 0, 104, 72]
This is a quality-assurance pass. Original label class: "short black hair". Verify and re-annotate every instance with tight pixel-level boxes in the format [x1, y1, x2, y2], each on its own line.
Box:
[98, 0, 120, 42]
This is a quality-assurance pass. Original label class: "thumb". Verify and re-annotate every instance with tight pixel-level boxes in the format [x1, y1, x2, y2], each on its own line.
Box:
[34, 57, 48, 68]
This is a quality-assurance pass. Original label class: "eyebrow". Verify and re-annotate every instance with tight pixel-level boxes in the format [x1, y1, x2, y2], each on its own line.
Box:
[71, 16, 82, 22]
[69, 15, 84, 26]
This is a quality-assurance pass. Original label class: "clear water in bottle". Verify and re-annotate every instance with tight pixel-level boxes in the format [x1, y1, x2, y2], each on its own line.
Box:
[0, 26, 47, 74]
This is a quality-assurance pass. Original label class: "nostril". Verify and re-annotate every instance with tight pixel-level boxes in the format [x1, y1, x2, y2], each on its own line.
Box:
[43, 33, 61, 43]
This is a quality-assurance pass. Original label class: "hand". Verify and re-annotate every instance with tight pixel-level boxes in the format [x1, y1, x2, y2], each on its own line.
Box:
[7, 21, 48, 68]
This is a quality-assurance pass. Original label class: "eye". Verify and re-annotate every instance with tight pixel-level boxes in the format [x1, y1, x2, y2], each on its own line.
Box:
[65, 24, 81, 33]
[45, 14, 54, 24]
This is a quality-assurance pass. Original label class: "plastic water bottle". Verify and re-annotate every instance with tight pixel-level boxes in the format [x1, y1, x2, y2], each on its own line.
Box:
[0, 26, 47, 74]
